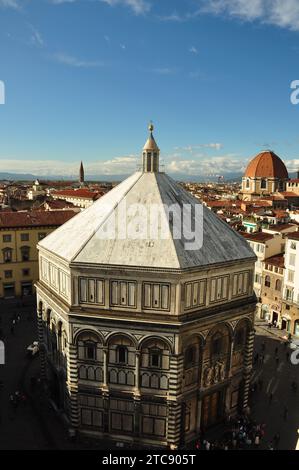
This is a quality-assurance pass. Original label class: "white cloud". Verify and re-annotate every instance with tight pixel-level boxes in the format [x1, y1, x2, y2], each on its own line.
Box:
[174, 143, 224, 153]
[152, 67, 177, 75]
[52, 52, 105, 67]
[0, 156, 139, 177]
[1, 155, 298, 178]
[101, 0, 150, 15]
[189, 46, 198, 54]
[165, 154, 246, 176]
[0, 0, 19, 8]
[50, 0, 77, 4]
[285, 158, 299, 172]
[28, 24, 44, 47]
[158, 11, 185, 22]
[200, 0, 299, 31]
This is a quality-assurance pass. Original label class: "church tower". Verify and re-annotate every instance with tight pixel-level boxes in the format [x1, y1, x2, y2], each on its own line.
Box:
[79, 161, 85, 186]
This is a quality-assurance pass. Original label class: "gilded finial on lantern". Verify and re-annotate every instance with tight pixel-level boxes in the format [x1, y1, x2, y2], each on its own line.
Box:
[148, 121, 154, 133]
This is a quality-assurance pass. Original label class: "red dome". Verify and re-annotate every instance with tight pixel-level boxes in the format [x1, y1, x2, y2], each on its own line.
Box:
[244, 151, 288, 179]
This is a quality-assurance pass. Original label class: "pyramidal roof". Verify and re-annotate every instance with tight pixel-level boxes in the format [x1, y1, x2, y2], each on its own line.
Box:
[39, 130, 255, 270]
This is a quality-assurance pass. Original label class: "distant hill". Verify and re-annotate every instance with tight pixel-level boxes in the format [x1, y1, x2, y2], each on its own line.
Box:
[0, 171, 244, 183]
[0, 171, 297, 184]
[0, 172, 38, 181]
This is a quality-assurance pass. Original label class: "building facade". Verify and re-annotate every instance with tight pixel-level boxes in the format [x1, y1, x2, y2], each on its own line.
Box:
[241, 231, 284, 301]
[281, 232, 299, 336]
[0, 210, 75, 299]
[36, 127, 257, 448]
[260, 254, 284, 325]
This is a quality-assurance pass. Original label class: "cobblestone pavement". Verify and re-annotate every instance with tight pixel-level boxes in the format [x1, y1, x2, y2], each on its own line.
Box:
[0, 301, 299, 450]
[249, 324, 299, 450]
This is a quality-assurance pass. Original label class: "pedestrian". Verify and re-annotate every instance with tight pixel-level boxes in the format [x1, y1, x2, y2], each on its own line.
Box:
[205, 440, 210, 451]
[254, 434, 260, 448]
[283, 406, 288, 421]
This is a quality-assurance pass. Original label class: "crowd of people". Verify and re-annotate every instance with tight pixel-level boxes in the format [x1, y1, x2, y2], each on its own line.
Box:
[193, 414, 276, 450]
[191, 335, 297, 451]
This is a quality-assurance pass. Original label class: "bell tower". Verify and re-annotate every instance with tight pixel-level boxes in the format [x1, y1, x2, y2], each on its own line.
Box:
[79, 161, 85, 186]
[142, 122, 160, 173]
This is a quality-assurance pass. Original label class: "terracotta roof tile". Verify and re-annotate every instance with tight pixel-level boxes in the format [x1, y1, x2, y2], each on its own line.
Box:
[53, 189, 100, 199]
[240, 231, 274, 243]
[0, 210, 76, 229]
[287, 232, 299, 241]
[264, 253, 285, 268]
[244, 151, 288, 179]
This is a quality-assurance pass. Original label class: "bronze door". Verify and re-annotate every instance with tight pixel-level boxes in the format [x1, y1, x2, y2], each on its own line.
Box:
[201, 390, 223, 428]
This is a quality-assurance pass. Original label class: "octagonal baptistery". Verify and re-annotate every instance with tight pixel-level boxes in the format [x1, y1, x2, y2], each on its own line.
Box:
[36, 125, 257, 449]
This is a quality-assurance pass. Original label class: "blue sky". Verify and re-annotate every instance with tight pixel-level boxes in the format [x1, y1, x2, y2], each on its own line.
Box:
[1, 0, 299, 178]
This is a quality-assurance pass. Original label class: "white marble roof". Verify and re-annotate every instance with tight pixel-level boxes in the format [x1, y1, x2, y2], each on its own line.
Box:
[39, 171, 255, 269]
